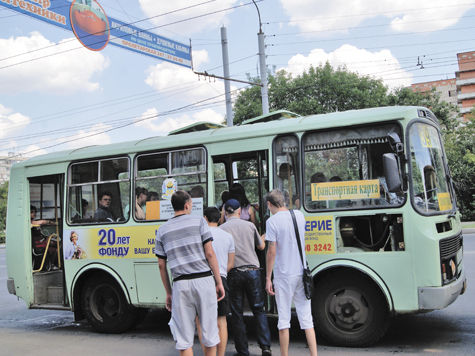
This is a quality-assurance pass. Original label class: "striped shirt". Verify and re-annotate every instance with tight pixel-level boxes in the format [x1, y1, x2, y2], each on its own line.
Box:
[155, 214, 213, 280]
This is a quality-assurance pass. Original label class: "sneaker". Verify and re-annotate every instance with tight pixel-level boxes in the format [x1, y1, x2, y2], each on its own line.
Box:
[261, 346, 272, 356]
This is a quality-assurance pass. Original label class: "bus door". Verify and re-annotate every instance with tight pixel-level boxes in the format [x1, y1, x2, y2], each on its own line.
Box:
[29, 174, 66, 306]
[212, 150, 269, 233]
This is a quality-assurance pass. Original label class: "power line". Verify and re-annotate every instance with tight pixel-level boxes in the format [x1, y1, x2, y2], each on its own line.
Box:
[269, 25, 475, 47]
[265, 2, 475, 24]
[10, 86, 249, 157]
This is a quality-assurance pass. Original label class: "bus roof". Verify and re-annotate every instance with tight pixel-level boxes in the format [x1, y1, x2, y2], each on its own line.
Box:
[16, 105, 430, 168]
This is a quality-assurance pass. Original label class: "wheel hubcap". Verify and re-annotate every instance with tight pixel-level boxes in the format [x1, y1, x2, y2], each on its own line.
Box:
[90, 284, 121, 322]
[327, 289, 369, 332]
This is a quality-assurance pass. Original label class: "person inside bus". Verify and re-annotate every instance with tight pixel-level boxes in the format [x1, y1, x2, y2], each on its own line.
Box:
[307, 172, 327, 210]
[218, 190, 230, 225]
[72, 199, 90, 222]
[30, 205, 58, 269]
[147, 191, 159, 201]
[229, 183, 258, 228]
[94, 192, 114, 222]
[189, 185, 205, 198]
[30, 205, 53, 226]
[135, 187, 148, 220]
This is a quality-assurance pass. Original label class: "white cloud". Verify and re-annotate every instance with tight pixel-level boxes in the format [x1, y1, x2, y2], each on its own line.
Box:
[57, 123, 112, 149]
[134, 108, 223, 134]
[0, 104, 31, 139]
[138, 0, 237, 36]
[145, 49, 232, 102]
[280, 0, 475, 33]
[281, 45, 413, 89]
[0, 32, 109, 94]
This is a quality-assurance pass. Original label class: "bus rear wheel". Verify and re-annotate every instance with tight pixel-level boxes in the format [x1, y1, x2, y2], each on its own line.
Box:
[312, 271, 389, 347]
[81, 275, 137, 333]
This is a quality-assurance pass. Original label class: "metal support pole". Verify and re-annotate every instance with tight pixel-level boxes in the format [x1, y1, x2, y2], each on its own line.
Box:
[221, 26, 234, 126]
[258, 31, 269, 115]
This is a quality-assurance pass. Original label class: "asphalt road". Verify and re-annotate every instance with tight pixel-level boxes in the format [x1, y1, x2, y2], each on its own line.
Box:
[1, 232, 474, 356]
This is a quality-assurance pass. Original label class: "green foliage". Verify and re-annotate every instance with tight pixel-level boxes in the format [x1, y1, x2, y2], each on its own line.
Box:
[0, 181, 8, 243]
[443, 114, 475, 220]
[233, 63, 390, 124]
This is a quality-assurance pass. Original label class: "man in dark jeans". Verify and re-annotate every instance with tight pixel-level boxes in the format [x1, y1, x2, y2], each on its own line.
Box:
[220, 199, 272, 356]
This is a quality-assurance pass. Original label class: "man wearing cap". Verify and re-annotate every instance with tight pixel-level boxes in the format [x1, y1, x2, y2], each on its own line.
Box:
[220, 198, 272, 356]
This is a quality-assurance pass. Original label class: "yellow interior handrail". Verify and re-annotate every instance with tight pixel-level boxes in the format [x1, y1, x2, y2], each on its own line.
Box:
[32, 233, 61, 273]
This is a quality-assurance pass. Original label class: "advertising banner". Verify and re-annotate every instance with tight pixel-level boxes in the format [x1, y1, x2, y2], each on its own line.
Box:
[311, 179, 380, 201]
[0, 0, 192, 67]
[304, 216, 335, 255]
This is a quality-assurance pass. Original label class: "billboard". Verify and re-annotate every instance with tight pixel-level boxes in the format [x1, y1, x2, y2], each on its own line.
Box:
[0, 0, 192, 68]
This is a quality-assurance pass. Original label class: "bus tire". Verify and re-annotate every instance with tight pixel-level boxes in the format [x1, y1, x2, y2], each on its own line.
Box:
[312, 271, 389, 347]
[81, 275, 137, 333]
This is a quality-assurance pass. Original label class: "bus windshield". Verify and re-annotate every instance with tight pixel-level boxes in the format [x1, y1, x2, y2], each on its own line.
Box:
[409, 123, 453, 214]
[302, 123, 405, 211]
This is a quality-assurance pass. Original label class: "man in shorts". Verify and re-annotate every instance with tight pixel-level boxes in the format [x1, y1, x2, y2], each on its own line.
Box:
[197, 207, 235, 356]
[155, 191, 225, 356]
[264, 189, 318, 356]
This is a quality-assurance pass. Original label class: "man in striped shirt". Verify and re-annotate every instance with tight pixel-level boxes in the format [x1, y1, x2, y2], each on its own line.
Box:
[155, 190, 225, 356]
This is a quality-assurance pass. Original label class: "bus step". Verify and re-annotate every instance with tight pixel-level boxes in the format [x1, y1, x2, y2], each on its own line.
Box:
[47, 286, 64, 304]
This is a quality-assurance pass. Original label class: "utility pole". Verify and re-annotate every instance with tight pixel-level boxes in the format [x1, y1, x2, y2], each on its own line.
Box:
[253, 0, 269, 115]
[221, 26, 234, 126]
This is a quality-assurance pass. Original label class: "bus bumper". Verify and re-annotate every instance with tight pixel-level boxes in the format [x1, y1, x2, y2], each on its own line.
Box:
[418, 271, 466, 310]
[7, 278, 16, 295]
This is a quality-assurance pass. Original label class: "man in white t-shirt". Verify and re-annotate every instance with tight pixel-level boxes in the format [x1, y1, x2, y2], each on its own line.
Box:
[264, 189, 318, 356]
[197, 207, 235, 356]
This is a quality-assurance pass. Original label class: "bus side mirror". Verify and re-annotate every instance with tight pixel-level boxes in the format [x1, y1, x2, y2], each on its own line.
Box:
[383, 153, 402, 192]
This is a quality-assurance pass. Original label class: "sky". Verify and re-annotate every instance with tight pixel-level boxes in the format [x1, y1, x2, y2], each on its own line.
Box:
[1, 0, 475, 158]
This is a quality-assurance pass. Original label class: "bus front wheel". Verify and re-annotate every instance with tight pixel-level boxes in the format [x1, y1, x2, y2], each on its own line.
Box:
[81, 275, 137, 333]
[312, 271, 389, 347]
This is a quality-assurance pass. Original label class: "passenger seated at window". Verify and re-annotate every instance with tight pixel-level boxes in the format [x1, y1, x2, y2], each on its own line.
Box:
[307, 172, 327, 210]
[135, 187, 148, 220]
[94, 192, 114, 222]
[147, 191, 159, 201]
[72, 199, 90, 222]
[189, 185, 204, 198]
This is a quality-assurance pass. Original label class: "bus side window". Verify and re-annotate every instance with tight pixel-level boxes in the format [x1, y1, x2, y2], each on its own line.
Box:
[68, 157, 130, 224]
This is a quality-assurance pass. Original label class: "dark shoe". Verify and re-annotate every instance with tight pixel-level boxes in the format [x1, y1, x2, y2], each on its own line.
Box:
[262, 346, 272, 356]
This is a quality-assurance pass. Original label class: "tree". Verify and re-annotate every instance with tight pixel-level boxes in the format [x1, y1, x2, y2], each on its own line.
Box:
[443, 111, 475, 220]
[233, 63, 390, 124]
[0, 181, 8, 243]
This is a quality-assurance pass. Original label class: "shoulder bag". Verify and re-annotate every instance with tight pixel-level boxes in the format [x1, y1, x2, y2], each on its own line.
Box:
[289, 209, 313, 300]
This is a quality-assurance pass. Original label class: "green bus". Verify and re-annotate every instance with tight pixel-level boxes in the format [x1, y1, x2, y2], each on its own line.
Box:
[6, 106, 466, 346]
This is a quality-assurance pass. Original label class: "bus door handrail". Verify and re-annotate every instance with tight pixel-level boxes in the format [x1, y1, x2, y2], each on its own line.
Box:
[32, 233, 61, 273]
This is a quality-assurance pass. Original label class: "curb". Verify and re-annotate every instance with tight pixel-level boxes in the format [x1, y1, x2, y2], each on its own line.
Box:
[463, 228, 475, 234]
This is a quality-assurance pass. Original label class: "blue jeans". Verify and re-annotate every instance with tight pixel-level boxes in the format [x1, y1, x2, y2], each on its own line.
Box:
[228, 268, 271, 355]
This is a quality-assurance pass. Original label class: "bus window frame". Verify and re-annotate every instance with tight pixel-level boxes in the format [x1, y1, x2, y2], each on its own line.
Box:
[301, 121, 406, 213]
[67, 155, 131, 226]
[406, 118, 456, 217]
[272, 133, 301, 208]
[133, 146, 207, 222]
